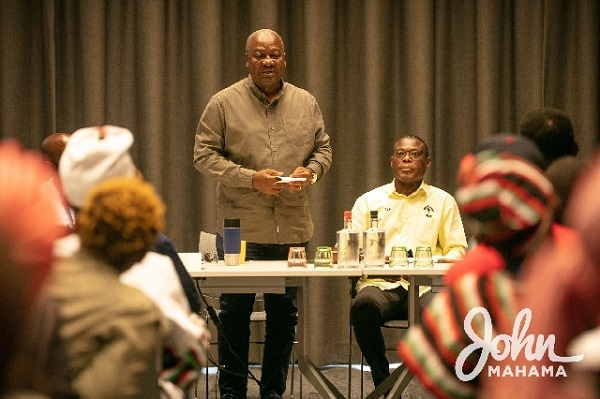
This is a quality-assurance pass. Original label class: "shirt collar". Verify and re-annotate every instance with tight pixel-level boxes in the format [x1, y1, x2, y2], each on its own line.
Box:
[246, 75, 285, 105]
[390, 179, 429, 198]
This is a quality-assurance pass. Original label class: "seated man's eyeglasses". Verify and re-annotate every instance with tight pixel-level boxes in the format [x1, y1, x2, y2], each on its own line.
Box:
[393, 150, 424, 160]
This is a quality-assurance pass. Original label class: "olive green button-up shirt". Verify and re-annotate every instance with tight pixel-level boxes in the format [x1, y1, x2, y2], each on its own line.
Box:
[194, 76, 332, 244]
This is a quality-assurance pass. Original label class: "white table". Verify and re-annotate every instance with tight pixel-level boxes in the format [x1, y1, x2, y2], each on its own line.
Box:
[178, 253, 450, 399]
[179, 254, 362, 398]
[359, 263, 450, 325]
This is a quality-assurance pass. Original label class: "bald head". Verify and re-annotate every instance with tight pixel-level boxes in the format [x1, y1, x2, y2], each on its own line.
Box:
[41, 133, 70, 170]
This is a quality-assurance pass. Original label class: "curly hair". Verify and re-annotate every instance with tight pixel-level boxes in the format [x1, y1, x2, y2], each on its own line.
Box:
[77, 177, 165, 272]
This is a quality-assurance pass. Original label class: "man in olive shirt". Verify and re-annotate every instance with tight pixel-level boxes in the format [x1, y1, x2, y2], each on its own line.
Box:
[193, 29, 332, 399]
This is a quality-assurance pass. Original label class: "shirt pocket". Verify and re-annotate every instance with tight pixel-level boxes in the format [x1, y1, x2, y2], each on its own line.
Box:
[283, 117, 313, 148]
[414, 215, 442, 249]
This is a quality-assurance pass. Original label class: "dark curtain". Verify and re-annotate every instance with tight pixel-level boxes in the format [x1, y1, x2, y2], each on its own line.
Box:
[1, 0, 598, 364]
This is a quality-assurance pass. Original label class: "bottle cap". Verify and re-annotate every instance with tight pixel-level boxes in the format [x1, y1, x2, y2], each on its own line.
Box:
[224, 218, 240, 228]
[370, 210, 378, 218]
[344, 211, 352, 220]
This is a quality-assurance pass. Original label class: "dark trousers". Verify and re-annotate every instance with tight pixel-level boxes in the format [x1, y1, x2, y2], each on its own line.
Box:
[216, 236, 303, 399]
[350, 285, 433, 388]
[350, 285, 409, 388]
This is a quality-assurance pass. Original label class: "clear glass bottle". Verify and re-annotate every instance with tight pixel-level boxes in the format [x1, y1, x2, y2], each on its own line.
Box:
[363, 210, 385, 268]
[336, 211, 360, 268]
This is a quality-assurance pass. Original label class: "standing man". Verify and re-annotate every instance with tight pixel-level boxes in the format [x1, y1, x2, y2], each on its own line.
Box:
[351, 135, 467, 390]
[193, 29, 332, 399]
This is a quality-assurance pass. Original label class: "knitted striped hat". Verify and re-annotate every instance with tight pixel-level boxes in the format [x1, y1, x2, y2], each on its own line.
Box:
[456, 135, 555, 256]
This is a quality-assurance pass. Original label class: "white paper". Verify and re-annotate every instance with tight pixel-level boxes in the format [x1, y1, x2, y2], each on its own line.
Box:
[276, 176, 307, 184]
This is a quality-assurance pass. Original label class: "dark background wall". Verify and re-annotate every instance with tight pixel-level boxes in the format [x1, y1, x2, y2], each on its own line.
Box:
[1, 0, 598, 364]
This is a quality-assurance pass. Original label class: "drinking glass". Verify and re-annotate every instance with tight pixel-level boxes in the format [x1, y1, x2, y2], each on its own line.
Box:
[314, 246, 334, 268]
[288, 247, 307, 267]
[414, 246, 433, 268]
[389, 246, 409, 268]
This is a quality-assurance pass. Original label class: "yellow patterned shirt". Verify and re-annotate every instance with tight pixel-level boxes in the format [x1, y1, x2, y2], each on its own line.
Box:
[351, 180, 468, 292]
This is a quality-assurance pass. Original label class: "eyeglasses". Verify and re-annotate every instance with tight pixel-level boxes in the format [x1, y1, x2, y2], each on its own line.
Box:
[393, 150, 424, 160]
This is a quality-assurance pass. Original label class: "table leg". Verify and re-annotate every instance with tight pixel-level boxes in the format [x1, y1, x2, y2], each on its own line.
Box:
[408, 276, 420, 326]
[363, 363, 411, 399]
[298, 356, 346, 399]
[296, 277, 346, 399]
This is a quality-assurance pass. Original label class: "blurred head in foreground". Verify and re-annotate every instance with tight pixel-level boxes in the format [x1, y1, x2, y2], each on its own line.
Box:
[0, 141, 62, 392]
[455, 134, 555, 266]
[41, 133, 71, 170]
[545, 155, 585, 225]
[77, 176, 165, 272]
[519, 107, 579, 168]
[566, 151, 600, 262]
[59, 125, 137, 210]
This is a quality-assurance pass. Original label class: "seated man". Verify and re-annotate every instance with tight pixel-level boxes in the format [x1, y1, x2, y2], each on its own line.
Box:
[350, 134, 468, 389]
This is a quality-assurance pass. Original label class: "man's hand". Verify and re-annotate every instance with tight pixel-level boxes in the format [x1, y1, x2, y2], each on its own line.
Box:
[287, 167, 312, 192]
[252, 169, 284, 195]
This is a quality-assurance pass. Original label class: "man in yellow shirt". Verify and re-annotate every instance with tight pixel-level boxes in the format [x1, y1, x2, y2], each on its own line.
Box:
[351, 134, 468, 389]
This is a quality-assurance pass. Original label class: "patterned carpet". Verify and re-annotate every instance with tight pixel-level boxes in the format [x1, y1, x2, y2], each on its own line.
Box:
[195, 363, 436, 399]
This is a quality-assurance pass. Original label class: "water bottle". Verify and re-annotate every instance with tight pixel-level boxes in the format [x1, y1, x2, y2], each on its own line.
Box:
[363, 210, 385, 267]
[223, 218, 241, 266]
[337, 211, 360, 268]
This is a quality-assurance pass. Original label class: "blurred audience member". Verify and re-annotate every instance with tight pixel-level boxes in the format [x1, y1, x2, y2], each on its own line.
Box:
[481, 150, 600, 399]
[40, 132, 74, 233]
[397, 134, 576, 399]
[41, 133, 70, 169]
[50, 177, 166, 398]
[544, 155, 585, 225]
[519, 107, 579, 168]
[57, 126, 208, 397]
[567, 327, 600, 398]
[0, 141, 64, 397]
[58, 125, 202, 313]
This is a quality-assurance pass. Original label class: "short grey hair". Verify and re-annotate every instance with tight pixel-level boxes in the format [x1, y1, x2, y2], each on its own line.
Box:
[245, 29, 285, 54]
